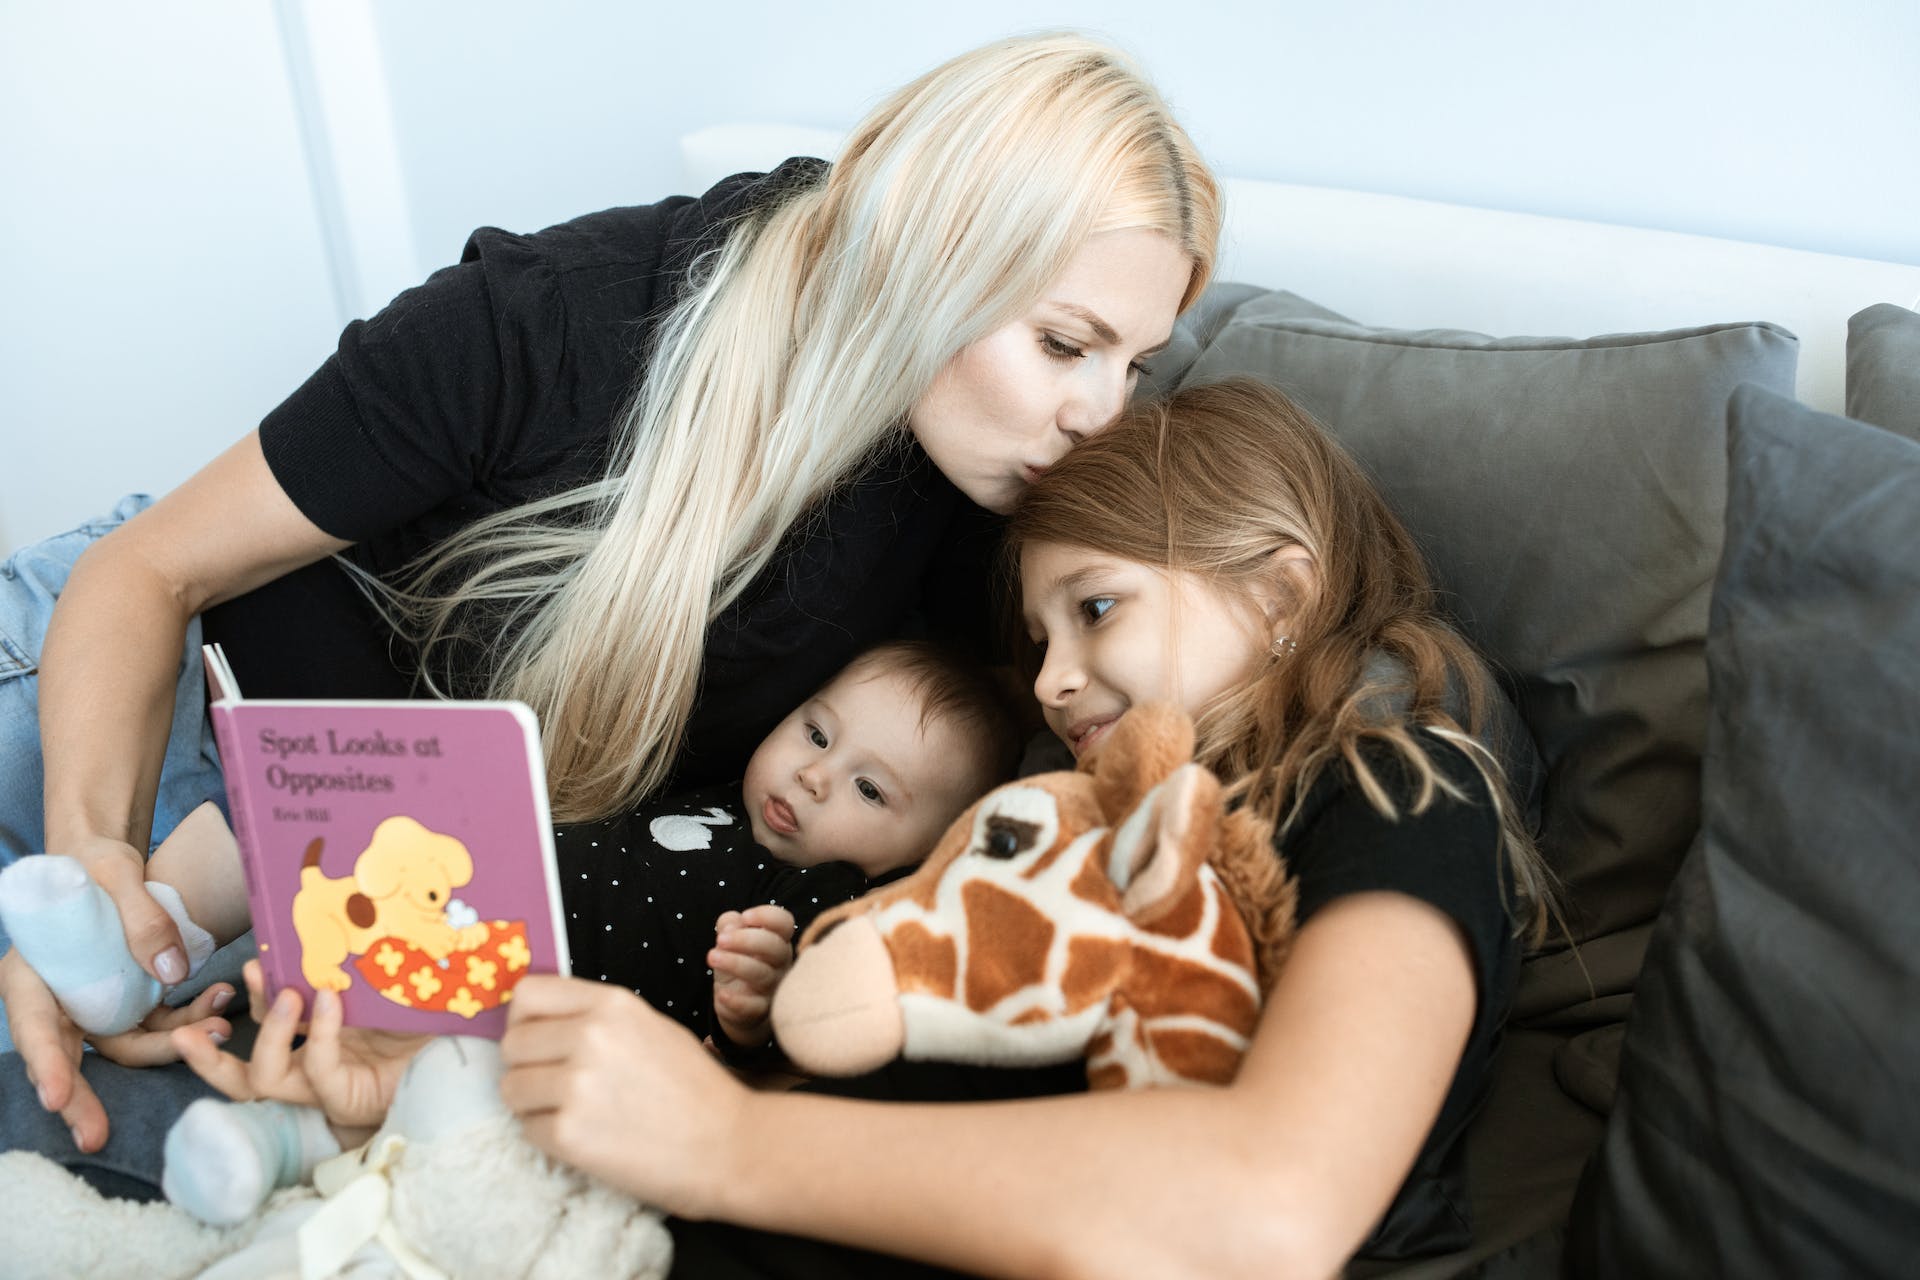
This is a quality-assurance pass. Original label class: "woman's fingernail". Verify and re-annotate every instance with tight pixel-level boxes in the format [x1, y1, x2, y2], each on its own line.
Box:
[208, 1029, 229, 1046]
[37, 1082, 54, 1111]
[155, 947, 187, 985]
[211, 987, 233, 1012]
[70, 1126, 85, 1149]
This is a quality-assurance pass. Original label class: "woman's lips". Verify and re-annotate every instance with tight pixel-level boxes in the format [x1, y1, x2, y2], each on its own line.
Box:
[762, 795, 799, 836]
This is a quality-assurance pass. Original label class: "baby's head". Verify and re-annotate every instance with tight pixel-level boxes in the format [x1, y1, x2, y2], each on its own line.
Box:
[742, 641, 1023, 877]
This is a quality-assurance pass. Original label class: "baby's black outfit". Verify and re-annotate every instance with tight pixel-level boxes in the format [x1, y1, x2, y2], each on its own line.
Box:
[555, 781, 882, 1046]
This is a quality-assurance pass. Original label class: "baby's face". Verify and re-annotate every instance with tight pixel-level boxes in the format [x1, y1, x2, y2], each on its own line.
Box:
[742, 666, 982, 877]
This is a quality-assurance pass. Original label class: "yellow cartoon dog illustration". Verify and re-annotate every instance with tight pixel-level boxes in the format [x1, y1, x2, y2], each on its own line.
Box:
[291, 816, 492, 992]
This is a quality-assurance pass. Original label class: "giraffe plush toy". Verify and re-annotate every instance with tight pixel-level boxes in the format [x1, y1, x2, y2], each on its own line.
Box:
[772, 703, 1297, 1089]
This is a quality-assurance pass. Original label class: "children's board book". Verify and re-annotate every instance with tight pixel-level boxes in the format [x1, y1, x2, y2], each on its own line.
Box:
[203, 643, 570, 1037]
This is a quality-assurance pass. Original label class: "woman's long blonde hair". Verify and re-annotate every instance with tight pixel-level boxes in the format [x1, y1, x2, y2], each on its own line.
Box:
[366, 33, 1219, 822]
[1007, 378, 1555, 945]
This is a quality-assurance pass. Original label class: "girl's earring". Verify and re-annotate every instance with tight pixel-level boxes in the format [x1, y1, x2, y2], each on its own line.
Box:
[1269, 635, 1298, 659]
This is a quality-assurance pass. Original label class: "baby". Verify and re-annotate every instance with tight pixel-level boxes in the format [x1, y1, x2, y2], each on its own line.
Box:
[0, 638, 1020, 1222]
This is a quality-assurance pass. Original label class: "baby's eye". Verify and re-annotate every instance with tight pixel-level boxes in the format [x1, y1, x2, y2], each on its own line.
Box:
[806, 724, 828, 749]
[1079, 597, 1115, 624]
[856, 778, 886, 805]
[1039, 333, 1085, 361]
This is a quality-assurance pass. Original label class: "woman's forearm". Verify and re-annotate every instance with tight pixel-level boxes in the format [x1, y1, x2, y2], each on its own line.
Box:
[38, 531, 198, 857]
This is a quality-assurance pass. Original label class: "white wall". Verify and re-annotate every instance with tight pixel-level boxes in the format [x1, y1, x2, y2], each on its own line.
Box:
[4, 0, 1917, 549]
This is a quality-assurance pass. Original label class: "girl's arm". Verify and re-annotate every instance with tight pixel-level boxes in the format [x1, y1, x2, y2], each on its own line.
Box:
[501, 889, 1478, 1280]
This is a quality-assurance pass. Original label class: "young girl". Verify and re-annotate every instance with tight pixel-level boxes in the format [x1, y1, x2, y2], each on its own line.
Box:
[0, 31, 1216, 1154]
[196, 377, 1551, 1277]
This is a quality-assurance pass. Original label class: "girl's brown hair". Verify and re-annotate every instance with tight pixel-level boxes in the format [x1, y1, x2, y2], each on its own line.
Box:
[1007, 377, 1553, 945]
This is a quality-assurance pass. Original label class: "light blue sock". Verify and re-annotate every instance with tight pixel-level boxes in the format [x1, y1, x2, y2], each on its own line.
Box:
[0, 854, 213, 1035]
[163, 1098, 341, 1226]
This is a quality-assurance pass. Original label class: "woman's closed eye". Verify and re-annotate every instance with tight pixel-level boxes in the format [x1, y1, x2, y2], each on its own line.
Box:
[1039, 333, 1153, 377]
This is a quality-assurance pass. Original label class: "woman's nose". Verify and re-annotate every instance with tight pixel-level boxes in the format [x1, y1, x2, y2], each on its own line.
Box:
[1057, 363, 1131, 442]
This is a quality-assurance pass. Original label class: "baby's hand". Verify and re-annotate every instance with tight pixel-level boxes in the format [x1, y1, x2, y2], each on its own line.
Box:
[709, 904, 796, 1048]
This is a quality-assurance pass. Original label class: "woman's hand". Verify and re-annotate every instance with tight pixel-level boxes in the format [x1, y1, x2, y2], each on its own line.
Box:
[1, 945, 233, 1152]
[172, 959, 425, 1131]
[500, 975, 751, 1219]
[60, 831, 191, 985]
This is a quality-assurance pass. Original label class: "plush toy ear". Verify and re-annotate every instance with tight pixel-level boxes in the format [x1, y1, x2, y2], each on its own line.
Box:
[1105, 763, 1221, 925]
[1084, 703, 1196, 824]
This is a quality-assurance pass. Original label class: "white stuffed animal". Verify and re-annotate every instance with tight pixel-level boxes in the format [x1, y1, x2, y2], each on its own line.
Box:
[0, 1036, 672, 1280]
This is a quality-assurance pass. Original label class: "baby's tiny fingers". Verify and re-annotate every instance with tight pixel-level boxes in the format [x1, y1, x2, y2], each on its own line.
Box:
[708, 948, 778, 989]
[739, 904, 796, 934]
[721, 926, 794, 967]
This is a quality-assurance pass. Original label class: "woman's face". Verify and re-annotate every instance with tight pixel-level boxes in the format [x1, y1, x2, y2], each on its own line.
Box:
[1020, 541, 1272, 760]
[909, 228, 1192, 514]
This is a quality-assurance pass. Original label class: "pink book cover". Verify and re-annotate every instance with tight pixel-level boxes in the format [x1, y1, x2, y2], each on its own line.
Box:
[202, 644, 570, 1037]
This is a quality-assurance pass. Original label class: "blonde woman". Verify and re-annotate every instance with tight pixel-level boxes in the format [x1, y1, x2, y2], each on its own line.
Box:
[0, 32, 1217, 1157]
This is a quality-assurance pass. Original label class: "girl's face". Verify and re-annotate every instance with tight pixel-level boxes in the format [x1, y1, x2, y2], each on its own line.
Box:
[1020, 541, 1273, 760]
[908, 228, 1191, 514]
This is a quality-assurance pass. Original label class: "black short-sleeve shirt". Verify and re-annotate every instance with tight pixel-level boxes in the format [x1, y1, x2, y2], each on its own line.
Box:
[1282, 733, 1521, 1259]
[201, 158, 999, 788]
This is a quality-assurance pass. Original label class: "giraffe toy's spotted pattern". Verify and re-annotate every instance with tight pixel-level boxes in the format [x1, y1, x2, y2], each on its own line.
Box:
[775, 705, 1297, 1090]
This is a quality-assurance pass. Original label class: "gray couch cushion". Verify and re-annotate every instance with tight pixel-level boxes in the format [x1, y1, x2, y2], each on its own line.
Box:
[1567, 385, 1920, 1276]
[1180, 304, 1799, 969]
[1846, 303, 1920, 441]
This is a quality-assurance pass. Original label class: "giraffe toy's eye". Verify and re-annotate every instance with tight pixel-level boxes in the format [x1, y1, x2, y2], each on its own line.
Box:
[981, 814, 1039, 860]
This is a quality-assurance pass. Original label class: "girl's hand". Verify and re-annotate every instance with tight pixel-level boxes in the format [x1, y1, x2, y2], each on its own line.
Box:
[172, 959, 426, 1130]
[500, 975, 750, 1219]
[1, 945, 232, 1153]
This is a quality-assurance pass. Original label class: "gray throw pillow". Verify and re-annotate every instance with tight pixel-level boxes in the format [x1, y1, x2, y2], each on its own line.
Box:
[1181, 305, 1799, 962]
[1133, 285, 1340, 401]
[1846, 302, 1920, 441]
[1566, 385, 1920, 1276]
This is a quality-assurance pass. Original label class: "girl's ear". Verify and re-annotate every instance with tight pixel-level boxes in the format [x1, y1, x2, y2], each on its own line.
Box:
[1259, 544, 1319, 639]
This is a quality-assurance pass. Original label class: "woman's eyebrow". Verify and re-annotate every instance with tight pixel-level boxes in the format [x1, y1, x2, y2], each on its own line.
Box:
[1045, 302, 1172, 357]
[1047, 302, 1121, 345]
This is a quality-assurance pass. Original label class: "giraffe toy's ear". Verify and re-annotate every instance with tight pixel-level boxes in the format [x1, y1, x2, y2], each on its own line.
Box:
[1106, 763, 1222, 926]
[1083, 703, 1196, 824]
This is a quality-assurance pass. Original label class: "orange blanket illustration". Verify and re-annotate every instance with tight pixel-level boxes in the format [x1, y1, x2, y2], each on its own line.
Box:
[351, 920, 532, 1019]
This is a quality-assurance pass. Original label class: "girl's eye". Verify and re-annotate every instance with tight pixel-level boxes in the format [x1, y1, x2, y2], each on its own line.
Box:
[1040, 333, 1085, 361]
[1079, 597, 1115, 624]
[806, 724, 828, 748]
[856, 779, 886, 805]
[1128, 359, 1153, 377]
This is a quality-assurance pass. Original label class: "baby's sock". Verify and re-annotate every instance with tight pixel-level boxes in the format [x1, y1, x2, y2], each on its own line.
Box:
[0, 854, 216, 1035]
[163, 1098, 343, 1226]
